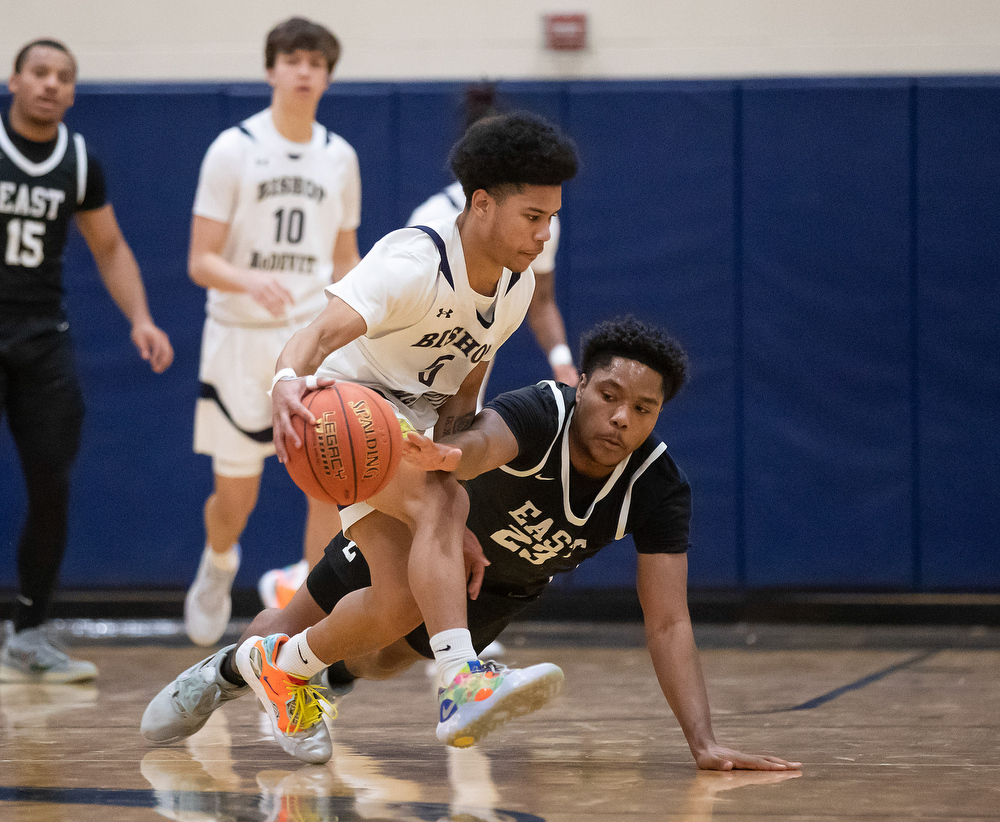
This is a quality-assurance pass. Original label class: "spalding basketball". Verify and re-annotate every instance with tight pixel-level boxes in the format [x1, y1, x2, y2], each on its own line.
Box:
[284, 382, 403, 506]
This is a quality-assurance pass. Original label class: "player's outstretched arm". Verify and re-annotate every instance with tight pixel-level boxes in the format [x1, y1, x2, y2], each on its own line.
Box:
[403, 406, 519, 481]
[75, 204, 174, 373]
[271, 296, 366, 462]
[637, 552, 801, 771]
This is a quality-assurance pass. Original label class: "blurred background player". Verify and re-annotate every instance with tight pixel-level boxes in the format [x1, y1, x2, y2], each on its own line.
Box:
[409, 84, 578, 398]
[0, 38, 173, 682]
[184, 17, 361, 645]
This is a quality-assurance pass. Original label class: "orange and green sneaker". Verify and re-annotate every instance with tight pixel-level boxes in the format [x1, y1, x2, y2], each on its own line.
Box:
[234, 634, 332, 764]
[435, 659, 564, 748]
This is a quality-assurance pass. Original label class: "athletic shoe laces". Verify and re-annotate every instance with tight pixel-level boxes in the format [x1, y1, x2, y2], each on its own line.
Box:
[286, 680, 334, 732]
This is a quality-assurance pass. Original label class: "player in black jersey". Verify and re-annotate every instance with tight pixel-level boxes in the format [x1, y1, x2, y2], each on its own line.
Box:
[0, 39, 173, 683]
[142, 316, 798, 771]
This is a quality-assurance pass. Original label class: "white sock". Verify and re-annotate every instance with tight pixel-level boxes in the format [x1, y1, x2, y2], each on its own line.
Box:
[430, 628, 477, 689]
[207, 543, 240, 572]
[275, 629, 328, 680]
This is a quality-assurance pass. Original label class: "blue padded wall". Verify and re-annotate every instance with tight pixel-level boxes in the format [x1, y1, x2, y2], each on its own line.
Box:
[2, 77, 999, 595]
[741, 79, 915, 587]
[557, 82, 739, 589]
[915, 79, 1000, 589]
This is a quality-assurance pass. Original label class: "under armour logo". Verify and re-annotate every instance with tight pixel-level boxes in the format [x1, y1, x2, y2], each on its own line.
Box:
[437, 308, 454, 318]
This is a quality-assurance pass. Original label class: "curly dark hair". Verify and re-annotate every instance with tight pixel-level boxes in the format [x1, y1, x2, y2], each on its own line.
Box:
[580, 316, 689, 403]
[449, 112, 579, 202]
[265, 17, 340, 72]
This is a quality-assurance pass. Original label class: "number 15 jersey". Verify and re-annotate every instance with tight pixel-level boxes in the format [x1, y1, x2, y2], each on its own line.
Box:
[192, 108, 361, 328]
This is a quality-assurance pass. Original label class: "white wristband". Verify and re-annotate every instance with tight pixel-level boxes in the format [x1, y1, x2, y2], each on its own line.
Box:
[305, 374, 318, 390]
[270, 368, 297, 392]
[547, 344, 573, 367]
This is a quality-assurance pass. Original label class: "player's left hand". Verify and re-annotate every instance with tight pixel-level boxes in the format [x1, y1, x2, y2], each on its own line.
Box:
[462, 527, 489, 600]
[401, 430, 462, 473]
[695, 744, 802, 771]
[131, 320, 174, 373]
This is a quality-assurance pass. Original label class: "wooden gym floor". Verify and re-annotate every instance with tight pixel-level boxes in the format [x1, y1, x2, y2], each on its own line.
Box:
[1, 620, 998, 821]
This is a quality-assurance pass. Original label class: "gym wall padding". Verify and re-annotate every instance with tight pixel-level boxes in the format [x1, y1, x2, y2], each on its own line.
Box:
[741, 79, 915, 587]
[1, 77, 998, 596]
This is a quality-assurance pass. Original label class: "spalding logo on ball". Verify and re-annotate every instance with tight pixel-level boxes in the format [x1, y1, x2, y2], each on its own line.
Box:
[284, 382, 404, 506]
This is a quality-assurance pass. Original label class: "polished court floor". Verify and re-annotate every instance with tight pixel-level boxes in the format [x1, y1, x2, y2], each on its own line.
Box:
[1, 620, 998, 821]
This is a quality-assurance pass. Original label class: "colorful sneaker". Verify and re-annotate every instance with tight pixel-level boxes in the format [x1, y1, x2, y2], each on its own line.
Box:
[235, 634, 332, 764]
[141, 643, 249, 743]
[257, 559, 309, 610]
[184, 544, 240, 647]
[0, 626, 97, 683]
[436, 660, 564, 748]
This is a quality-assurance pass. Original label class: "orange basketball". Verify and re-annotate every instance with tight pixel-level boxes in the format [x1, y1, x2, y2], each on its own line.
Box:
[283, 382, 403, 506]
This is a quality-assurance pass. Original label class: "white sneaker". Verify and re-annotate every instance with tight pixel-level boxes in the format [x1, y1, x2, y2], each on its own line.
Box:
[140, 643, 249, 743]
[0, 626, 98, 683]
[184, 544, 240, 647]
[257, 559, 309, 610]
[436, 660, 564, 748]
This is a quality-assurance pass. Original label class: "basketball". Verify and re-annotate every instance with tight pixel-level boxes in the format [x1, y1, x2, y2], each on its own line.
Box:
[283, 382, 404, 506]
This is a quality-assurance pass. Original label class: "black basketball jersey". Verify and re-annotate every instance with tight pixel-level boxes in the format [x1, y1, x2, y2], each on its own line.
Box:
[465, 381, 692, 594]
[0, 114, 104, 311]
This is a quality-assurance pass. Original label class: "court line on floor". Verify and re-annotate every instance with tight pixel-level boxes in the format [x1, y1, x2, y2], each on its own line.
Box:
[0, 786, 546, 821]
[735, 649, 940, 715]
[784, 649, 939, 712]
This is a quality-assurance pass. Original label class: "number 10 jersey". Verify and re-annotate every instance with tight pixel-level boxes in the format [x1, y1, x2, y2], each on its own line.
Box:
[192, 108, 361, 328]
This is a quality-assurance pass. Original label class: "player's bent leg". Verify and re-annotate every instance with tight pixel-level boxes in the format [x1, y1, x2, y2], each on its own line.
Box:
[185, 473, 259, 646]
[304, 512, 423, 662]
[141, 644, 250, 743]
[235, 634, 332, 764]
[367, 464, 471, 638]
[344, 637, 425, 681]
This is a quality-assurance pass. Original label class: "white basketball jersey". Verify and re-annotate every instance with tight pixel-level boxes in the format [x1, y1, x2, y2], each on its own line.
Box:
[318, 216, 535, 430]
[193, 108, 361, 327]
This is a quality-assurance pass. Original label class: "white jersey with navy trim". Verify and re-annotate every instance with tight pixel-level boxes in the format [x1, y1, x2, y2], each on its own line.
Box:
[318, 215, 534, 431]
[408, 181, 560, 274]
[193, 108, 361, 327]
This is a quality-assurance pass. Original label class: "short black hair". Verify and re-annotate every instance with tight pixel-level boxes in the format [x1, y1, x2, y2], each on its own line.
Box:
[580, 316, 689, 403]
[265, 17, 340, 72]
[449, 112, 579, 202]
[13, 38, 76, 76]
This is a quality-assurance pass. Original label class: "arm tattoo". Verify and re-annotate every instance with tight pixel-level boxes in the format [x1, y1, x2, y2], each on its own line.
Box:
[439, 411, 475, 437]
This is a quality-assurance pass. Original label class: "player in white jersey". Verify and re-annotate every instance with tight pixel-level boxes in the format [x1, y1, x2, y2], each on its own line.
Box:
[409, 85, 578, 398]
[183, 17, 362, 647]
[410, 181, 576, 396]
[144, 113, 580, 764]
